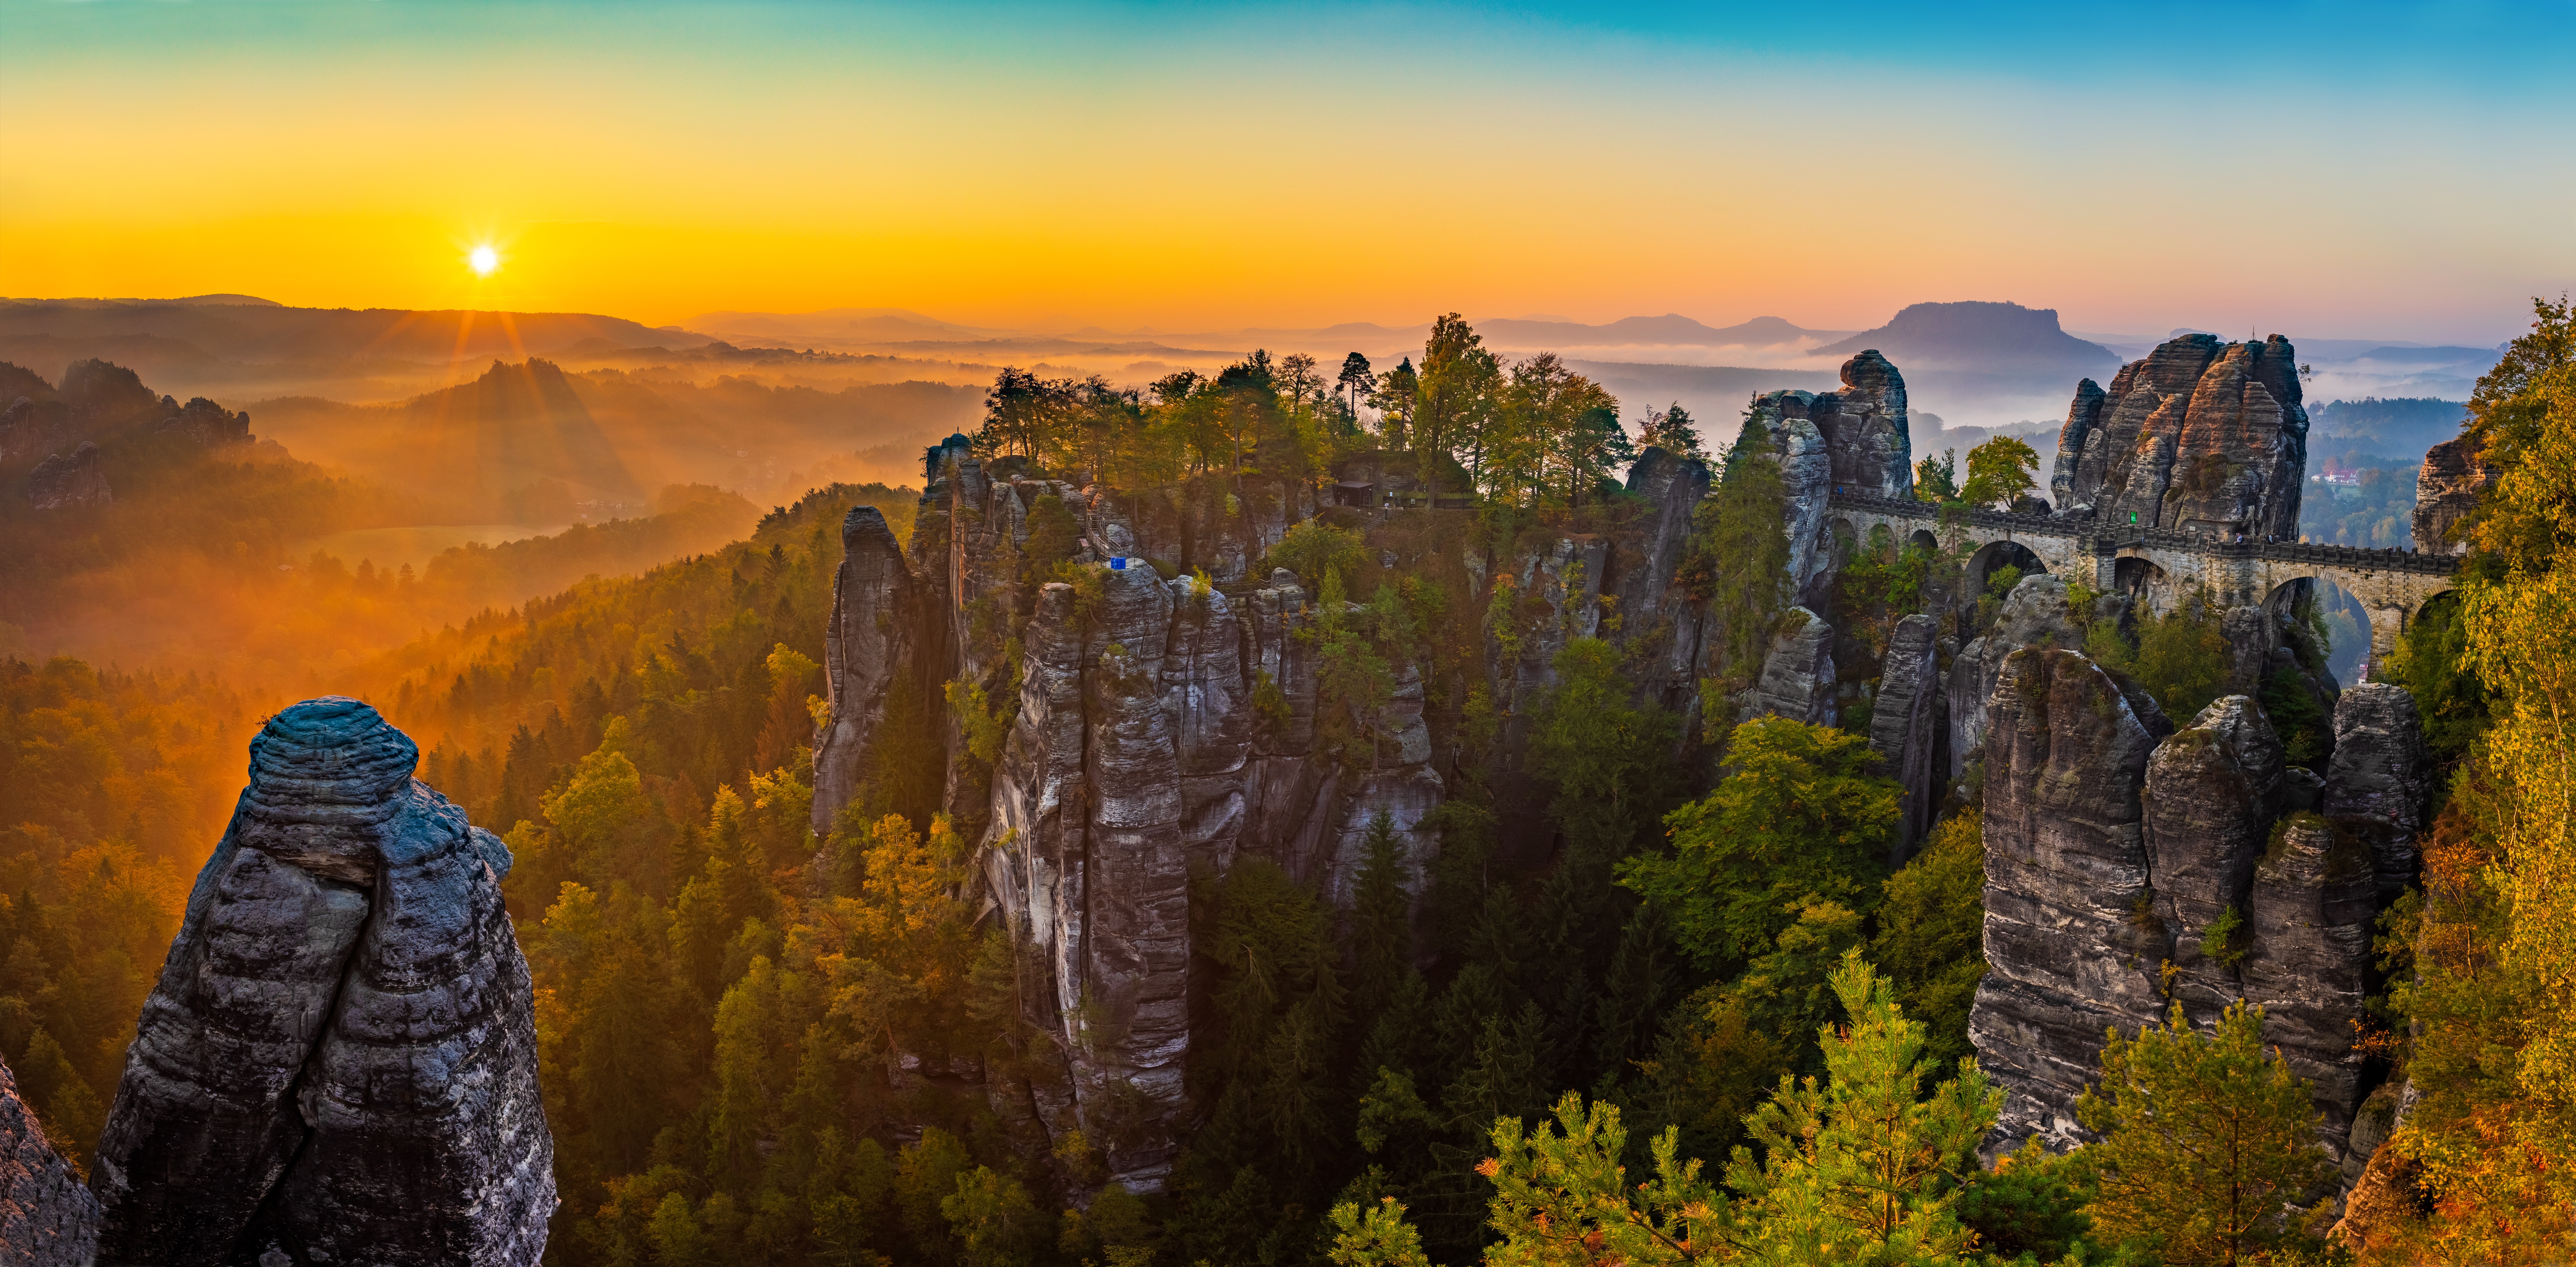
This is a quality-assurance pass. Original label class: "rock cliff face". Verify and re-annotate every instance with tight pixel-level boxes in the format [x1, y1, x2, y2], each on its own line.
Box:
[2241, 813, 2376, 1157]
[1, 396, 67, 467]
[1970, 646, 2171, 1153]
[1747, 351, 1914, 606]
[1945, 574, 2090, 781]
[2323, 683, 2431, 904]
[2144, 698, 2285, 1017]
[26, 441, 111, 509]
[2050, 333, 2308, 539]
[811, 505, 945, 835]
[158, 396, 253, 447]
[93, 699, 553, 1266]
[1868, 613, 1944, 857]
[816, 440, 1457, 1190]
[2411, 433, 2495, 555]
[1974, 676, 2422, 1164]
[2, 1057, 99, 1267]
[1738, 607, 1837, 727]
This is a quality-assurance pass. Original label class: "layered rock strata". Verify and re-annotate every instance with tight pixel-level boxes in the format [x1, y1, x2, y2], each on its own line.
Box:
[2050, 333, 2308, 539]
[1746, 351, 1914, 606]
[1738, 608, 1836, 727]
[2242, 813, 2376, 1157]
[1945, 574, 2087, 781]
[93, 698, 552, 1266]
[1970, 647, 2172, 1153]
[1975, 681, 2421, 1164]
[2144, 697, 2286, 1017]
[1, 1057, 99, 1266]
[2323, 683, 2431, 903]
[2411, 433, 2495, 556]
[821, 441, 1454, 1190]
[26, 441, 110, 509]
[1869, 612, 1944, 857]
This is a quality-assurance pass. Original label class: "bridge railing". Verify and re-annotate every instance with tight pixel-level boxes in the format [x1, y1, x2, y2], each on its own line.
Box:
[1826, 494, 2459, 576]
[1824, 492, 2081, 537]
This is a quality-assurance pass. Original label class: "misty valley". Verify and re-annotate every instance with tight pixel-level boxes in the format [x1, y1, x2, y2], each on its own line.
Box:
[0, 294, 2564, 1267]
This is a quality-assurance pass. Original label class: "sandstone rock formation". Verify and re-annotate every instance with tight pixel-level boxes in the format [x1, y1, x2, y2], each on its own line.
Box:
[2323, 683, 2430, 903]
[1970, 647, 2170, 1154]
[2411, 433, 2495, 555]
[2142, 698, 2286, 1017]
[157, 396, 252, 447]
[2241, 812, 2376, 1158]
[1737, 608, 1836, 727]
[1868, 612, 1944, 857]
[2, 1057, 99, 1266]
[0, 395, 66, 467]
[1975, 676, 2419, 1165]
[26, 441, 111, 509]
[1944, 574, 2088, 781]
[2050, 333, 2308, 539]
[1614, 447, 1716, 716]
[811, 505, 944, 835]
[1747, 351, 1913, 606]
[817, 439, 1457, 1191]
[93, 698, 553, 1266]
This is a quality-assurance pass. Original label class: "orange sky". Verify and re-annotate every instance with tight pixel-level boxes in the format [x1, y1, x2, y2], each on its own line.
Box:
[5, 2, 2572, 341]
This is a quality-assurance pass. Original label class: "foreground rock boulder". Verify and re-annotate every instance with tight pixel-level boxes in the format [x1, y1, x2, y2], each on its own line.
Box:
[2, 1057, 99, 1266]
[92, 698, 553, 1266]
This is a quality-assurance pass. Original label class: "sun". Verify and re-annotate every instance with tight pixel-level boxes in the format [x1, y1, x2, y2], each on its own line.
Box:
[468, 245, 500, 277]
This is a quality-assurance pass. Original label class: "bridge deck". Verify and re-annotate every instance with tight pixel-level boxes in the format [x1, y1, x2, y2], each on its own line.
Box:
[1825, 493, 2459, 577]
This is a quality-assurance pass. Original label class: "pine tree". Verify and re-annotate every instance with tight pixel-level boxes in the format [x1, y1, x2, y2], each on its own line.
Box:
[2077, 1001, 2338, 1265]
[1723, 951, 1998, 1265]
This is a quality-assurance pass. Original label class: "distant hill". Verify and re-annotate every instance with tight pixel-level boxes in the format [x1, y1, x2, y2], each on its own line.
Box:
[1479, 313, 1840, 349]
[0, 298, 702, 362]
[688, 307, 1000, 344]
[1811, 301, 2119, 374]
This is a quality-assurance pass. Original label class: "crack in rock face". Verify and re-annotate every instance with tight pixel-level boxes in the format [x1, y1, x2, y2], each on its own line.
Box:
[91, 698, 553, 1266]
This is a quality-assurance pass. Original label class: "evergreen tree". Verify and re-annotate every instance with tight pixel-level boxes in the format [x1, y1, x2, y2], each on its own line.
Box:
[1639, 401, 1708, 460]
[1913, 449, 1958, 502]
[1339, 352, 1376, 430]
[1724, 951, 1999, 1265]
[2077, 1001, 2338, 1265]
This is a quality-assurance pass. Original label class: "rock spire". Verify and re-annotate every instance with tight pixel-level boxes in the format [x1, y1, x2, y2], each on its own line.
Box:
[92, 698, 553, 1266]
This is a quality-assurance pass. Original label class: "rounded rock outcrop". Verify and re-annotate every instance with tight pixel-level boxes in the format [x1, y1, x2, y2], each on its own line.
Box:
[91, 698, 551, 1266]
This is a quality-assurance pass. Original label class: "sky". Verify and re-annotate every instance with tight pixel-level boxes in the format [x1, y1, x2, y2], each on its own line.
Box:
[4, 0, 2574, 343]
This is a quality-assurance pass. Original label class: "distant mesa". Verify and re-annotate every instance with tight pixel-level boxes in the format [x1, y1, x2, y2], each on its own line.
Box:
[1812, 300, 2120, 373]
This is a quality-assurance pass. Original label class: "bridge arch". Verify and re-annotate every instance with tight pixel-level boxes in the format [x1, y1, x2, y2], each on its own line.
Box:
[1968, 539, 2047, 596]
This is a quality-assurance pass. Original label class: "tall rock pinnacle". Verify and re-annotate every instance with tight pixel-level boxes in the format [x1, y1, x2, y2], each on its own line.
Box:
[91, 698, 553, 1266]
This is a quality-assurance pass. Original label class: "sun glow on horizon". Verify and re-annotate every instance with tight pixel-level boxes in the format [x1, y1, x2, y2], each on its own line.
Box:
[468, 245, 499, 277]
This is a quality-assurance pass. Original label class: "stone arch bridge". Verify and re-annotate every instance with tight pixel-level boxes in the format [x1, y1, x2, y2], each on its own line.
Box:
[1825, 493, 2460, 659]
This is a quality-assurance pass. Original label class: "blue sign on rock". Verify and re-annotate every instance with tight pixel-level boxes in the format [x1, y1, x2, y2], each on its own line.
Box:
[1110, 557, 1128, 570]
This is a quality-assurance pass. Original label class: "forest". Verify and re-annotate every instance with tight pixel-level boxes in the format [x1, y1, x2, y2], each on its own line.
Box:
[3, 303, 2571, 1267]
